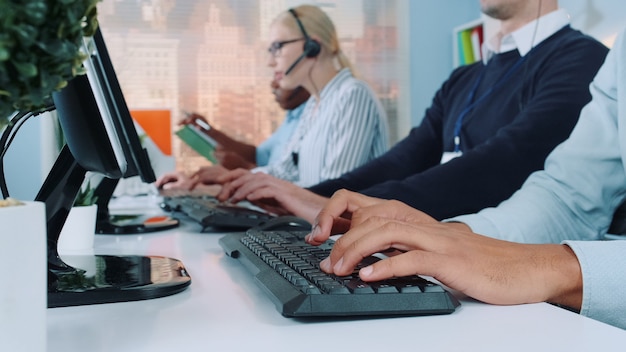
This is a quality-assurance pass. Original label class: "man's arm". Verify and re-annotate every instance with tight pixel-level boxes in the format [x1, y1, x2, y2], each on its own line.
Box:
[452, 33, 623, 244]
[310, 34, 607, 222]
[215, 149, 256, 170]
[182, 112, 257, 165]
[216, 171, 330, 223]
[311, 190, 585, 321]
[207, 128, 256, 165]
[450, 30, 626, 329]
[358, 35, 608, 220]
[313, 191, 626, 329]
[563, 240, 626, 329]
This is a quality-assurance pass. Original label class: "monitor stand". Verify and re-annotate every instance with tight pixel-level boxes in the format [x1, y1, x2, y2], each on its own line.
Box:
[36, 147, 191, 308]
[48, 254, 190, 308]
[95, 177, 179, 235]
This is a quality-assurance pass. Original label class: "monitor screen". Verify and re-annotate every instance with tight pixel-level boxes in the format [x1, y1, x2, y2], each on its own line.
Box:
[85, 28, 155, 182]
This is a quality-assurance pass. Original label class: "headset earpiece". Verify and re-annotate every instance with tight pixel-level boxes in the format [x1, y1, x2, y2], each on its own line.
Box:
[303, 38, 321, 58]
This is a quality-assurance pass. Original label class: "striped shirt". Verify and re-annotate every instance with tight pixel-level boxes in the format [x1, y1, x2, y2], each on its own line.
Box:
[255, 68, 389, 187]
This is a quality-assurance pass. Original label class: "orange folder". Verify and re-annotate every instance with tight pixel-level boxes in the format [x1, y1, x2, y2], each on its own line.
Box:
[130, 109, 172, 156]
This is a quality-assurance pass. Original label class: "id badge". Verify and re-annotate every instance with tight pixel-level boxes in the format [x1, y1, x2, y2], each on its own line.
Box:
[440, 151, 463, 164]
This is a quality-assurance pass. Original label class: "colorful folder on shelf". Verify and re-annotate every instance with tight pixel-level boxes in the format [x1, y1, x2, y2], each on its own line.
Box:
[175, 124, 218, 163]
[459, 29, 475, 65]
[470, 25, 483, 63]
[456, 24, 484, 66]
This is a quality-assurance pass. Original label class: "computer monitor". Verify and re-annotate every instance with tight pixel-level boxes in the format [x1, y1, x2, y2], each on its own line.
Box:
[86, 28, 179, 234]
[36, 30, 190, 308]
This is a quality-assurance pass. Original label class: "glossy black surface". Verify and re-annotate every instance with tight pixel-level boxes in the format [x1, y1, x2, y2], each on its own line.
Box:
[48, 255, 191, 308]
[95, 178, 179, 235]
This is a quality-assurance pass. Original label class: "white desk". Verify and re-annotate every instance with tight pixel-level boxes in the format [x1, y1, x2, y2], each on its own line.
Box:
[47, 201, 626, 351]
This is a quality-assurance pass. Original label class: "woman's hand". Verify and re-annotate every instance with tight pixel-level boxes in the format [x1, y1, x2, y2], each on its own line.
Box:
[180, 112, 209, 129]
[216, 171, 328, 221]
[155, 171, 194, 190]
[188, 165, 230, 188]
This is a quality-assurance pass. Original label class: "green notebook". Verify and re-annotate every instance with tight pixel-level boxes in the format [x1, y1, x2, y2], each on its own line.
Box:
[175, 124, 218, 163]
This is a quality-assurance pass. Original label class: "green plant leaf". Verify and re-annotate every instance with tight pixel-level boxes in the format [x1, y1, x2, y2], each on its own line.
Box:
[12, 60, 37, 77]
[74, 180, 98, 206]
[0, 0, 101, 125]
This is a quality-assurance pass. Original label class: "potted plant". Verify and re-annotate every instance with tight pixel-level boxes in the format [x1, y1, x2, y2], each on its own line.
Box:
[0, 0, 101, 231]
[1, 0, 101, 195]
[58, 179, 99, 253]
[73, 179, 99, 207]
[0, 0, 102, 253]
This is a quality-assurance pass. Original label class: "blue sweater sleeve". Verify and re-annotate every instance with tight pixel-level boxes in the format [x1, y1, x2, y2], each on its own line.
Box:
[309, 29, 608, 220]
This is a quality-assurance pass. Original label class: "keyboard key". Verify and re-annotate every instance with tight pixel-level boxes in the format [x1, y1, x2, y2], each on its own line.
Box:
[370, 282, 399, 293]
[346, 279, 375, 294]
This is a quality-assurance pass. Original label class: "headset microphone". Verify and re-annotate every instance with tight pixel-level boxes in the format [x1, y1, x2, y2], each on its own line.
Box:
[284, 8, 321, 76]
[285, 52, 307, 75]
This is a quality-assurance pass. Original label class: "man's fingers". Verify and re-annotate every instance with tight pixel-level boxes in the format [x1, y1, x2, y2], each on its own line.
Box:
[325, 217, 452, 277]
[321, 216, 402, 274]
[359, 250, 443, 282]
[312, 190, 383, 244]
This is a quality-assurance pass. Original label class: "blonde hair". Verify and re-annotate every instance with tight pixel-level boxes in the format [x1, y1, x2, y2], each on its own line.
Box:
[274, 5, 357, 77]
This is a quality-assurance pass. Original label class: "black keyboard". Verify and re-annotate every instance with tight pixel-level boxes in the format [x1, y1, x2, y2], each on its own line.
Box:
[161, 195, 275, 230]
[219, 228, 460, 317]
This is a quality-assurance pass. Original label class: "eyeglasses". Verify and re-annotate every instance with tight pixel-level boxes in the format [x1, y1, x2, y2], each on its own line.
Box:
[267, 38, 304, 57]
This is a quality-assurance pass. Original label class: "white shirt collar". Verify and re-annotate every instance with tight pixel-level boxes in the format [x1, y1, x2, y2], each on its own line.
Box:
[482, 8, 570, 64]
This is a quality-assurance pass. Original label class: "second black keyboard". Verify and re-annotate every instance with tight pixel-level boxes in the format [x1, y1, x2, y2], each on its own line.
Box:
[219, 228, 460, 317]
[161, 195, 275, 230]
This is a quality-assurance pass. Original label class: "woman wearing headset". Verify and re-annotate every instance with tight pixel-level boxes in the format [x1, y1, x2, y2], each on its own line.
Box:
[205, 4, 389, 201]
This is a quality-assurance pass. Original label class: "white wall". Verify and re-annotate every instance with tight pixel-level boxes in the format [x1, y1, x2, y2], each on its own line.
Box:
[407, 1, 481, 128]
[3, 112, 57, 201]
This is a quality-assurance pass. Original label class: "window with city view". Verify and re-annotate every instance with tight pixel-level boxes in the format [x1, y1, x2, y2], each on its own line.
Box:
[97, 0, 401, 174]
